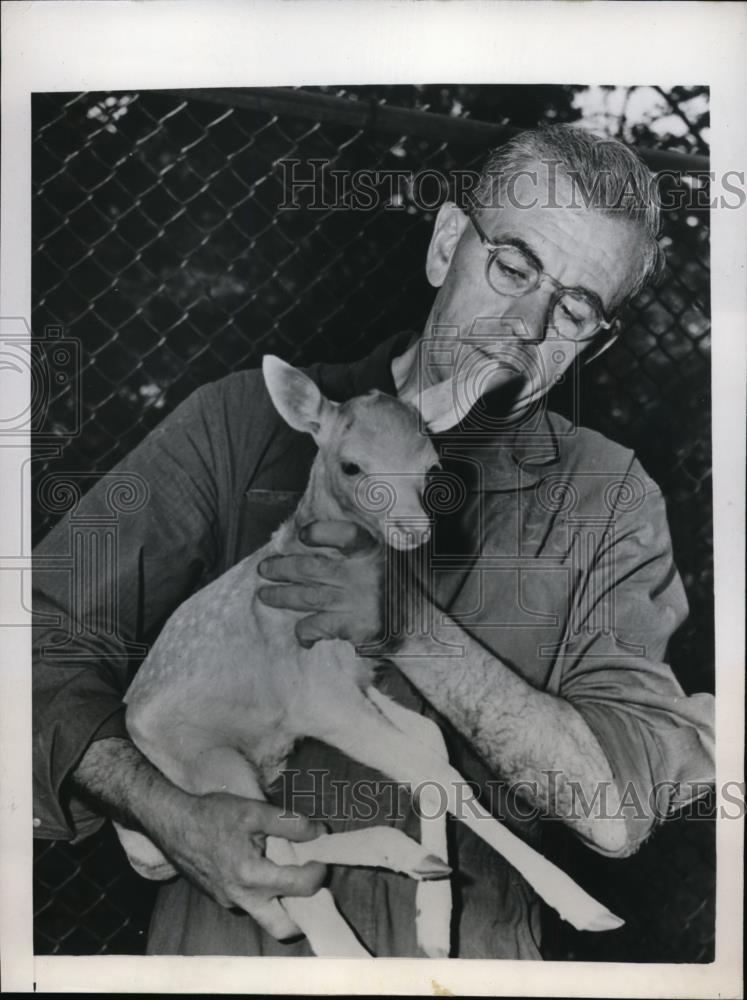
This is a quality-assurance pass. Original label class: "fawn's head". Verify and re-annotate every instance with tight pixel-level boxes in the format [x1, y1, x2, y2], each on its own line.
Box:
[263, 356, 441, 550]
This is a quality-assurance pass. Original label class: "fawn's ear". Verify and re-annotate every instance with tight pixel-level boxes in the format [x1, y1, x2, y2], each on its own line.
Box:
[262, 355, 331, 438]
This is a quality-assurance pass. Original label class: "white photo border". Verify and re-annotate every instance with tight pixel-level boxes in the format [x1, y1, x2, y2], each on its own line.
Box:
[1, 1, 744, 995]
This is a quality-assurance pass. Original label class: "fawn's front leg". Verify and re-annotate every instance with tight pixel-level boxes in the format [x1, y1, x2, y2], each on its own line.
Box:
[365, 686, 453, 959]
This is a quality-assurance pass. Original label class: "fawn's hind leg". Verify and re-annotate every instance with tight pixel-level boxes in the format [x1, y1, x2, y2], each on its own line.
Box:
[134, 737, 371, 955]
[183, 744, 371, 956]
[178, 744, 325, 946]
[112, 825, 178, 881]
[114, 733, 364, 952]
[112, 717, 227, 882]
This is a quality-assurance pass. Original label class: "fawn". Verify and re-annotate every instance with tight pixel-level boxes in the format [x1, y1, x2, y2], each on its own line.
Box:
[114, 356, 622, 957]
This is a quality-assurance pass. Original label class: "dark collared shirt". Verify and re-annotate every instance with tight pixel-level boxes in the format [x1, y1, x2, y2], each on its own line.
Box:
[33, 333, 714, 958]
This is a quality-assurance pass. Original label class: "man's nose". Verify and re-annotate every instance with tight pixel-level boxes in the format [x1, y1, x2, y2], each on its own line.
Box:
[499, 290, 550, 343]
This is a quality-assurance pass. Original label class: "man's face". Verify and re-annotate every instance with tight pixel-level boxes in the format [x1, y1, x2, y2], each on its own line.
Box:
[422, 168, 645, 421]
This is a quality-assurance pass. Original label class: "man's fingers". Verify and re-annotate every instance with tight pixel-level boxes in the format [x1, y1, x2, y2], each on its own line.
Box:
[250, 856, 328, 897]
[257, 583, 340, 612]
[300, 520, 378, 556]
[251, 804, 327, 843]
[257, 553, 339, 585]
[295, 612, 351, 649]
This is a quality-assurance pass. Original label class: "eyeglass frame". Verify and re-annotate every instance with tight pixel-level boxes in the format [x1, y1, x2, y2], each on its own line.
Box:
[466, 209, 620, 347]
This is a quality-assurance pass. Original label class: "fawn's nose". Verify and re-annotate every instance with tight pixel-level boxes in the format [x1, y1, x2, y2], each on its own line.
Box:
[387, 520, 431, 551]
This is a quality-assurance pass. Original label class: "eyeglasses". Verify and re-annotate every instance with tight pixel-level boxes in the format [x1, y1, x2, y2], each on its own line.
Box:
[467, 211, 617, 343]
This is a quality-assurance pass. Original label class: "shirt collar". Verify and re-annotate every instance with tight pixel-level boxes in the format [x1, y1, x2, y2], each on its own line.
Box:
[315, 332, 560, 491]
[315, 330, 410, 401]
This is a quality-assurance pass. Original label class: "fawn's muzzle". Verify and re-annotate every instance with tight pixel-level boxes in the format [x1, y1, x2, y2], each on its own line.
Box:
[387, 521, 432, 551]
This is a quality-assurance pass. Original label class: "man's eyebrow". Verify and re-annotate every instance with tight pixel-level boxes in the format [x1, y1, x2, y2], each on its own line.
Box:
[494, 233, 611, 316]
[493, 234, 545, 273]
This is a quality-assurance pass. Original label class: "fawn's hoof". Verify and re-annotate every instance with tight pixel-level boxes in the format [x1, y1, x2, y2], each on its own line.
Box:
[128, 856, 178, 881]
[412, 853, 452, 880]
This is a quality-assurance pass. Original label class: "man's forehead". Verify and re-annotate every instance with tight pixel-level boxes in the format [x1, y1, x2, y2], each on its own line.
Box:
[485, 168, 626, 235]
[482, 170, 643, 305]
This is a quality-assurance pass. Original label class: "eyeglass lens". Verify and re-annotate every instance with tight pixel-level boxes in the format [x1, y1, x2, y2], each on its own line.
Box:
[487, 246, 602, 339]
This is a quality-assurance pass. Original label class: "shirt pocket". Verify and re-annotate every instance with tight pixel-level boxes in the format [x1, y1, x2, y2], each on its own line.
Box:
[236, 489, 303, 561]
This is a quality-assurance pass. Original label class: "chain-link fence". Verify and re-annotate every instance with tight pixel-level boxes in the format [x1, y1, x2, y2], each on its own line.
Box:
[31, 86, 713, 960]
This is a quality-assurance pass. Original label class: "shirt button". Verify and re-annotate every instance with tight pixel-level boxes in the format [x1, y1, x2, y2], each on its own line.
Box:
[33, 818, 42, 828]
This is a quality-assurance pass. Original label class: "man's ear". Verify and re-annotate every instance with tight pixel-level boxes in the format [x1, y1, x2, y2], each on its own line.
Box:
[262, 355, 332, 438]
[425, 202, 469, 288]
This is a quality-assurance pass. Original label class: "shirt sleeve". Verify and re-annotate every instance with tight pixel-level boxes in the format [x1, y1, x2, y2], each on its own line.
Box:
[32, 377, 253, 842]
[550, 459, 715, 857]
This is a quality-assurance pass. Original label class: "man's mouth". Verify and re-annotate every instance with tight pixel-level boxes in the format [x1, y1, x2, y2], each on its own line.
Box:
[460, 349, 529, 419]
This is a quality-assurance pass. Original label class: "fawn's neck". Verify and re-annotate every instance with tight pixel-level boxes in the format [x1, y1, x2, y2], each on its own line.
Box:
[271, 458, 351, 555]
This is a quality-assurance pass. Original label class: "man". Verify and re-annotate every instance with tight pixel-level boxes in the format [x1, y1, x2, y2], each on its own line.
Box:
[33, 124, 714, 958]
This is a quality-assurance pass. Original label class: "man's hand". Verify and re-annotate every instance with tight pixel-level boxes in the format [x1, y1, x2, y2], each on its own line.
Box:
[71, 737, 327, 940]
[150, 789, 327, 939]
[257, 521, 384, 648]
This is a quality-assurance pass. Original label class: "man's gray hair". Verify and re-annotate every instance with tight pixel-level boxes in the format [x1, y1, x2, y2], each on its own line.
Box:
[472, 124, 665, 302]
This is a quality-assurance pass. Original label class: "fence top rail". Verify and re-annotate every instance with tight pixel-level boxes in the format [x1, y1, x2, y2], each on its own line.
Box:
[164, 86, 710, 175]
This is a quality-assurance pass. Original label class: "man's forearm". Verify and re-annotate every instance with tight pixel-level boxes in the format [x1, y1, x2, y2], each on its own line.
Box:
[391, 612, 630, 854]
[70, 737, 328, 933]
[70, 736, 188, 840]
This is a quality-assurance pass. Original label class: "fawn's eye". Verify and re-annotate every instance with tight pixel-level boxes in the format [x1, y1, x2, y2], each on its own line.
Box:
[341, 461, 361, 476]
